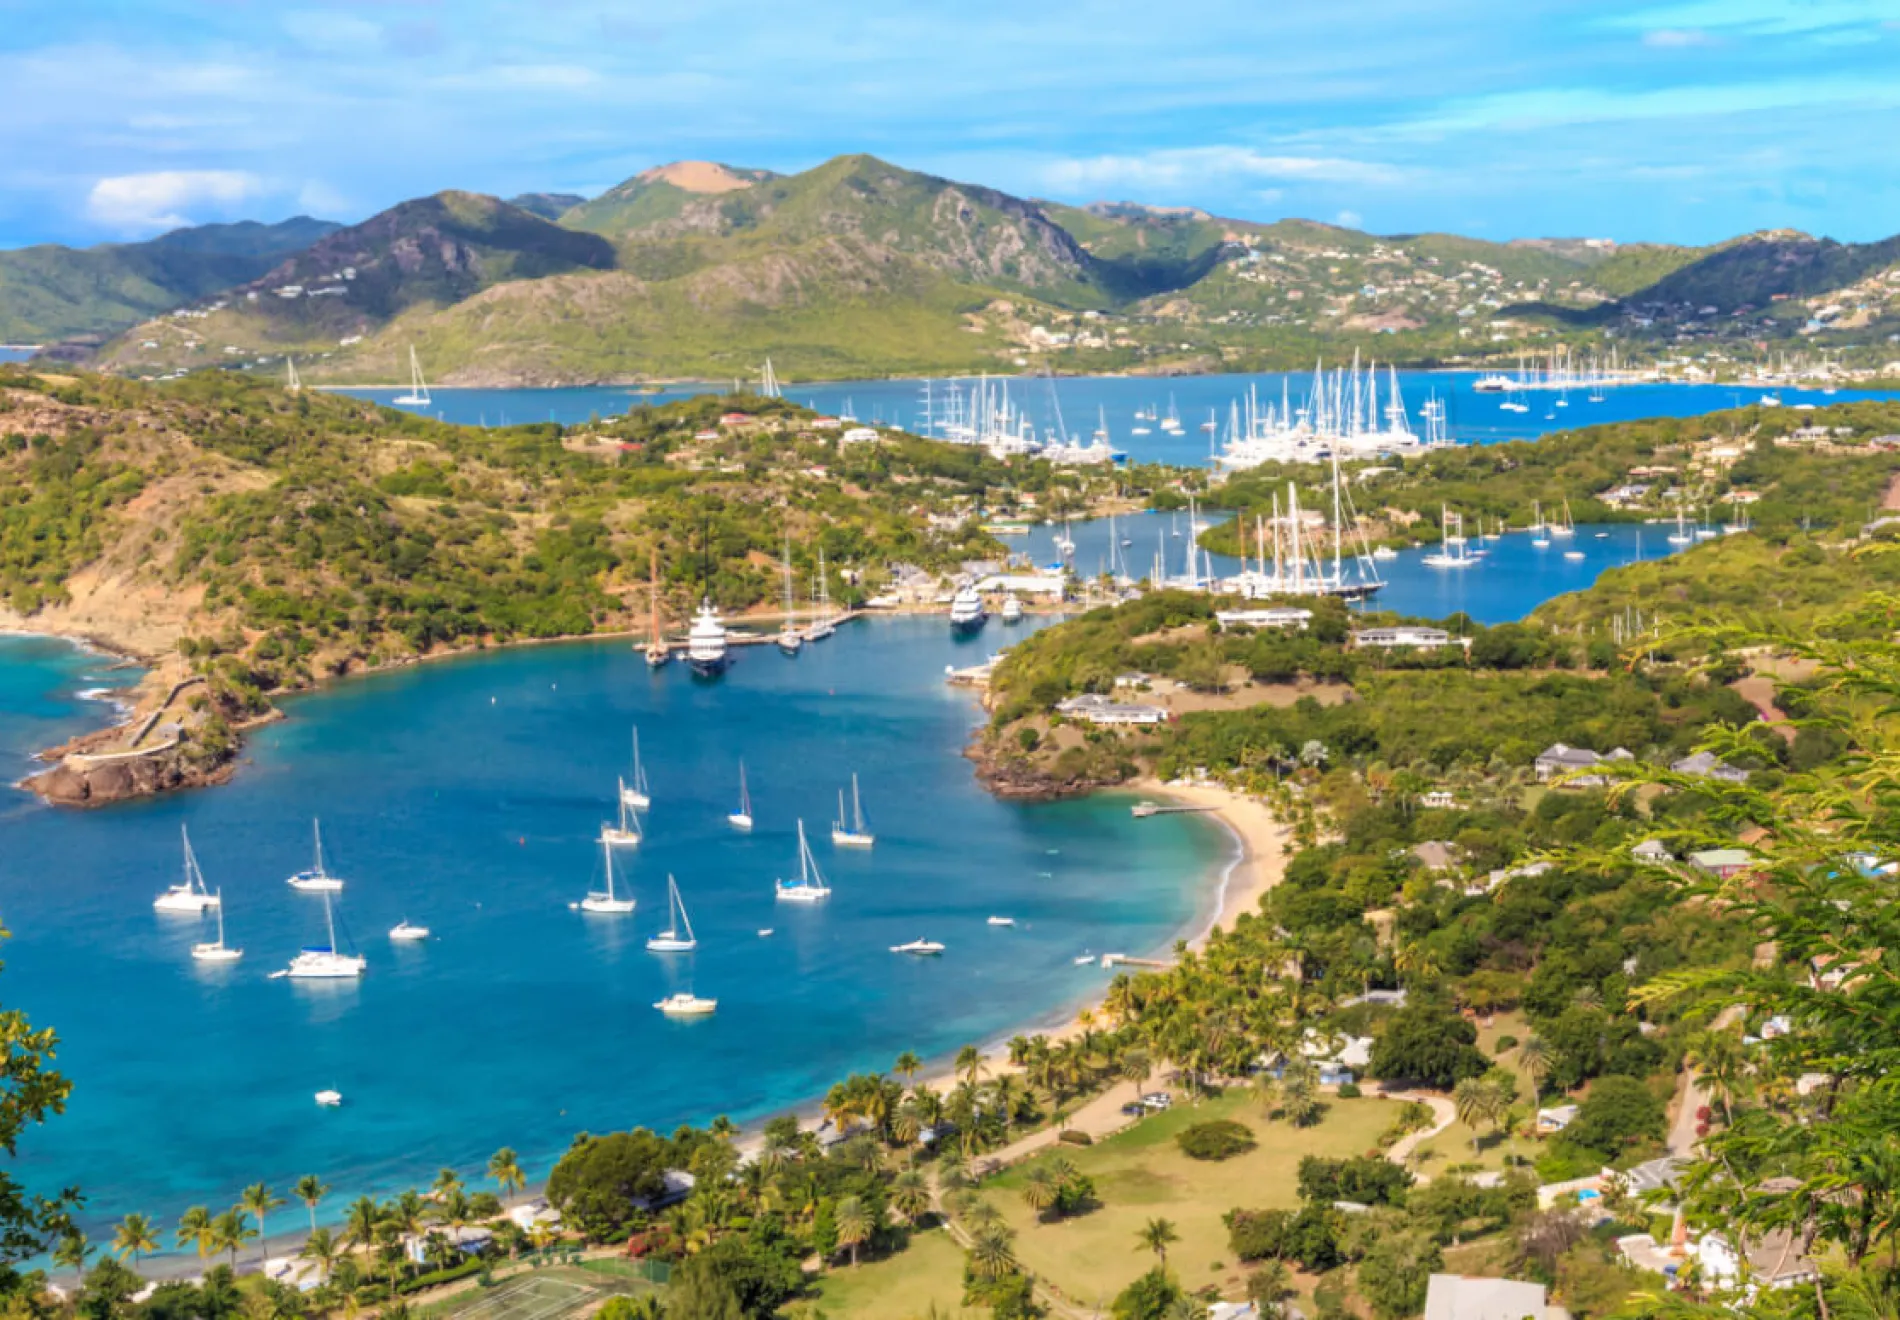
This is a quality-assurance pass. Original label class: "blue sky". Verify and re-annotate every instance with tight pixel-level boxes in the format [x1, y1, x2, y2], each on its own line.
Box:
[2, 0, 1897, 249]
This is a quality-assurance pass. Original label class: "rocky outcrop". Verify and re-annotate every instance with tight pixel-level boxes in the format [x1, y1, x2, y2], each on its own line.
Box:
[25, 749, 235, 807]
[965, 737, 1129, 802]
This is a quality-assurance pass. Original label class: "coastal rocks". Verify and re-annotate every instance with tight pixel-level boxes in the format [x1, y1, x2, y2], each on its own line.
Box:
[966, 739, 1129, 802]
[26, 748, 234, 807]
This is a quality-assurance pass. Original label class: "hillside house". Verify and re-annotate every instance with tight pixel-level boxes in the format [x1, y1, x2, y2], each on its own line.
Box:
[1534, 743, 1633, 786]
[1053, 693, 1168, 727]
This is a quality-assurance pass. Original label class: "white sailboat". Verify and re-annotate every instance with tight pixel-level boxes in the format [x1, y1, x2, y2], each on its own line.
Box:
[191, 890, 243, 962]
[776, 820, 832, 902]
[579, 835, 637, 914]
[1550, 499, 1576, 538]
[645, 875, 699, 952]
[620, 730, 652, 809]
[392, 345, 431, 408]
[273, 888, 366, 979]
[655, 991, 717, 1016]
[1667, 503, 1695, 546]
[1421, 507, 1476, 569]
[890, 938, 945, 956]
[803, 548, 837, 642]
[728, 762, 754, 831]
[285, 357, 302, 394]
[602, 785, 643, 847]
[831, 774, 874, 848]
[287, 819, 345, 893]
[155, 825, 222, 913]
[776, 538, 804, 655]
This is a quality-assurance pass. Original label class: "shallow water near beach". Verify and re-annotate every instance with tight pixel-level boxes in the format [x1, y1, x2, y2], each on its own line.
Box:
[0, 618, 1229, 1247]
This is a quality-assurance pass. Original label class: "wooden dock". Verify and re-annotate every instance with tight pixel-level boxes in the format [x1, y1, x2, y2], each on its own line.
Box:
[1130, 801, 1218, 818]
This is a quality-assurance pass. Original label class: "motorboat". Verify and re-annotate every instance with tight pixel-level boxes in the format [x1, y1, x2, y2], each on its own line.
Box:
[987, 916, 1016, 927]
[891, 939, 945, 956]
[389, 921, 430, 942]
[1000, 594, 1024, 624]
[655, 992, 717, 1017]
[315, 1090, 343, 1107]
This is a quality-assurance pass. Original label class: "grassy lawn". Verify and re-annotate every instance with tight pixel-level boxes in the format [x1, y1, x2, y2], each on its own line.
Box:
[787, 1226, 975, 1319]
[1404, 1011, 1559, 1177]
[978, 1089, 1397, 1308]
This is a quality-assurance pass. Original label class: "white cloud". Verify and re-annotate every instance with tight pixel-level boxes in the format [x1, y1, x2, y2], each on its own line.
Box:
[1336, 209, 1365, 227]
[1643, 27, 1717, 46]
[1042, 146, 1406, 194]
[86, 170, 263, 232]
[297, 179, 351, 217]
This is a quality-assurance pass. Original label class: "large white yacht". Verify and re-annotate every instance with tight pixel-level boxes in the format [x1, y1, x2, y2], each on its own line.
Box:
[273, 890, 365, 979]
[949, 584, 987, 635]
[686, 599, 730, 677]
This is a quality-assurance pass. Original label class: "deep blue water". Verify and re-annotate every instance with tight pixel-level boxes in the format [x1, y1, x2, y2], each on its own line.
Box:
[1016, 511, 1683, 625]
[336, 373, 1898, 469]
[0, 347, 38, 363]
[0, 619, 1231, 1246]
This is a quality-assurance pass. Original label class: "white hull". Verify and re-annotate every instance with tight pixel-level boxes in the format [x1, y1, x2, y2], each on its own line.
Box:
[315, 1090, 343, 1107]
[728, 812, 754, 831]
[287, 875, 344, 893]
[987, 916, 1015, 927]
[803, 621, 836, 642]
[580, 894, 636, 914]
[389, 923, 430, 942]
[777, 631, 804, 655]
[646, 934, 697, 953]
[655, 995, 716, 1016]
[191, 944, 243, 963]
[831, 829, 875, 849]
[155, 891, 219, 913]
[601, 827, 641, 847]
[619, 788, 650, 810]
[891, 941, 945, 956]
[280, 952, 366, 979]
[776, 885, 831, 903]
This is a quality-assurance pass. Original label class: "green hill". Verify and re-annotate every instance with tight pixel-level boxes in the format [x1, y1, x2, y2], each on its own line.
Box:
[0, 217, 338, 343]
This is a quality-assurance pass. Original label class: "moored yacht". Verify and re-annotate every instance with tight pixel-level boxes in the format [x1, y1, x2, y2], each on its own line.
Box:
[728, 761, 754, 831]
[1000, 594, 1024, 624]
[655, 991, 717, 1017]
[891, 938, 945, 956]
[645, 875, 699, 953]
[602, 787, 643, 847]
[287, 820, 345, 893]
[191, 890, 243, 963]
[579, 835, 637, 914]
[274, 889, 365, 979]
[831, 773, 875, 848]
[620, 728, 652, 809]
[686, 599, 730, 677]
[776, 820, 832, 902]
[155, 825, 221, 913]
[949, 584, 987, 634]
[389, 920, 430, 942]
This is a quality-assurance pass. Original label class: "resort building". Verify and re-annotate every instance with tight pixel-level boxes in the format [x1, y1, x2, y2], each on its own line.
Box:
[1671, 750, 1751, 783]
[1423, 1274, 1553, 1320]
[1351, 625, 1462, 650]
[1215, 607, 1314, 630]
[1533, 743, 1634, 786]
[1053, 693, 1169, 727]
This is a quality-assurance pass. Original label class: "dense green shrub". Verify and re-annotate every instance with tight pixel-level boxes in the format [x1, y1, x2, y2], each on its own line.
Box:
[1177, 1119, 1257, 1161]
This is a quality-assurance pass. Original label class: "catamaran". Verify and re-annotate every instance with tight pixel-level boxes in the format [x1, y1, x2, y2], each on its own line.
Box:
[728, 762, 754, 831]
[831, 774, 874, 848]
[578, 835, 637, 914]
[620, 730, 652, 809]
[776, 537, 804, 655]
[287, 819, 345, 893]
[191, 890, 243, 962]
[803, 548, 837, 642]
[646, 875, 699, 952]
[392, 345, 431, 408]
[602, 787, 643, 847]
[776, 820, 832, 902]
[156, 825, 221, 913]
[273, 888, 366, 979]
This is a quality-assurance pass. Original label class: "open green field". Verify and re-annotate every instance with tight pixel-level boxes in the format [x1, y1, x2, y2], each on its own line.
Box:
[981, 1089, 1397, 1307]
[786, 1227, 975, 1319]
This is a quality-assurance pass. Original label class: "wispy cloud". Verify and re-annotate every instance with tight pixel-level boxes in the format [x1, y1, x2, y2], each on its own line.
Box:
[1042, 147, 1408, 194]
[1642, 27, 1718, 46]
[85, 170, 264, 232]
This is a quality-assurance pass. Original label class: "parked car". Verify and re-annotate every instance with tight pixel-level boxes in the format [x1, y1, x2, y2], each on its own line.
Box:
[1140, 1092, 1173, 1111]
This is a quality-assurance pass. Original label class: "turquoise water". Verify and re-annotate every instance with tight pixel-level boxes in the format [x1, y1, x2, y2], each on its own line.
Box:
[0, 620, 1230, 1244]
[338, 372, 1898, 468]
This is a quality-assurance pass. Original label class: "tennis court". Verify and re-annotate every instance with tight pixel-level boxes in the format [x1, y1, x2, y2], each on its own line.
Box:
[439, 1272, 604, 1320]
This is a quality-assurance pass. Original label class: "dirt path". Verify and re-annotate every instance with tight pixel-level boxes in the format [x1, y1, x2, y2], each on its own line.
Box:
[1382, 1091, 1457, 1171]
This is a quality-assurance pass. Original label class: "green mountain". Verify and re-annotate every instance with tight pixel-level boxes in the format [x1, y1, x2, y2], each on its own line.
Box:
[0, 217, 338, 343]
[506, 192, 590, 221]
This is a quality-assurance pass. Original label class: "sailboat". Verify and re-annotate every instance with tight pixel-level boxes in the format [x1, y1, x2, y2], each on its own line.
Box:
[156, 826, 222, 912]
[803, 548, 837, 642]
[602, 787, 643, 847]
[645, 875, 699, 952]
[273, 888, 365, 979]
[831, 774, 874, 848]
[776, 538, 804, 655]
[1054, 515, 1075, 558]
[728, 762, 754, 831]
[392, 345, 431, 408]
[644, 548, 670, 668]
[578, 835, 637, 914]
[1550, 500, 1576, 539]
[191, 890, 243, 962]
[1667, 503, 1694, 546]
[1160, 395, 1183, 434]
[286, 820, 344, 893]
[285, 357, 302, 394]
[776, 820, 832, 902]
[1421, 507, 1476, 569]
[620, 730, 652, 809]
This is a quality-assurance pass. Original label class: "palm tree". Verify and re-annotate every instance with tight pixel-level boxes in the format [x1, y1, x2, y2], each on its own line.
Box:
[301, 1227, 342, 1283]
[1138, 1218, 1179, 1269]
[53, 1230, 92, 1290]
[954, 1044, 984, 1088]
[1516, 1036, 1550, 1103]
[431, 1168, 463, 1201]
[1119, 1047, 1153, 1108]
[488, 1148, 526, 1203]
[112, 1213, 160, 1269]
[177, 1206, 215, 1265]
[211, 1207, 256, 1271]
[966, 1223, 1017, 1282]
[894, 1051, 923, 1088]
[1023, 1166, 1061, 1220]
[344, 1195, 382, 1253]
[241, 1183, 285, 1265]
[832, 1195, 873, 1267]
[293, 1176, 329, 1235]
[1453, 1077, 1489, 1155]
[709, 1115, 739, 1143]
[889, 1170, 930, 1226]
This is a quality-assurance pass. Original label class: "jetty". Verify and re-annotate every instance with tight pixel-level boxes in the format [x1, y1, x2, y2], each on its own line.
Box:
[1101, 953, 1172, 970]
[1130, 800, 1218, 818]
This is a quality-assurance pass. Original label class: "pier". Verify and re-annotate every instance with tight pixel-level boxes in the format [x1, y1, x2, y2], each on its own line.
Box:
[1130, 800, 1218, 818]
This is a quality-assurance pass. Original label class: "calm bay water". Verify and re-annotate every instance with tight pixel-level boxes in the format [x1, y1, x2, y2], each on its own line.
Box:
[338, 372, 1898, 468]
[0, 618, 1230, 1245]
